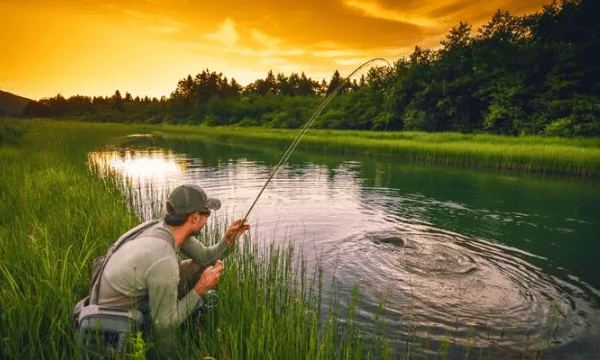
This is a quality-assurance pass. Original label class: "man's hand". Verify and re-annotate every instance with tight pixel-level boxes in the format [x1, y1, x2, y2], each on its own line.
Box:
[224, 219, 250, 246]
[195, 260, 223, 297]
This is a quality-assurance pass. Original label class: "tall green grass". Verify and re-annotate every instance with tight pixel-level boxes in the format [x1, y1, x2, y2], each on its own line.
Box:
[0, 119, 396, 359]
[0, 119, 139, 359]
[157, 125, 600, 179]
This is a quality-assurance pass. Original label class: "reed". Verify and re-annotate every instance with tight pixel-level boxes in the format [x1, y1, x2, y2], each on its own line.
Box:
[0, 120, 139, 359]
[167, 234, 397, 360]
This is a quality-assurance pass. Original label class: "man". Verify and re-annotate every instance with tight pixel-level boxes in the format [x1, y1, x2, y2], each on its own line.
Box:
[92, 184, 249, 354]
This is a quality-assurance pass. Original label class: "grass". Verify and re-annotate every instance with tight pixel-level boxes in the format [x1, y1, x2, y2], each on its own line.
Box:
[154, 125, 600, 179]
[0, 119, 140, 359]
[0, 118, 397, 359]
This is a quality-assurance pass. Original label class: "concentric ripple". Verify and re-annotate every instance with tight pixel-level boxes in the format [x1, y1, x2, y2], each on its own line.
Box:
[347, 222, 595, 353]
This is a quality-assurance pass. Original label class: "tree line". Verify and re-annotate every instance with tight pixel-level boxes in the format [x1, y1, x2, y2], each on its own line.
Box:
[21, 0, 599, 136]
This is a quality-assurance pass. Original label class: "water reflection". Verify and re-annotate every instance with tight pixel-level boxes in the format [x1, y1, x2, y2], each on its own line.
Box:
[88, 148, 189, 219]
[89, 137, 600, 359]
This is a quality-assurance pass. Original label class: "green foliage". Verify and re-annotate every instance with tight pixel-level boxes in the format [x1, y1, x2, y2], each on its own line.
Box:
[402, 101, 427, 131]
[0, 120, 139, 359]
[479, 75, 527, 135]
[125, 332, 147, 360]
[440, 336, 450, 360]
[315, 109, 348, 129]
[544, 117, 575, 136]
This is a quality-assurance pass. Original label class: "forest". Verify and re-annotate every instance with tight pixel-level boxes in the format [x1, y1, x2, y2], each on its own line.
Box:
[20, 0, 599, 137]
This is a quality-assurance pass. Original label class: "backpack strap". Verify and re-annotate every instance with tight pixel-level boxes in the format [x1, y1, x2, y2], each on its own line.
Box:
[91, 220, 160, 305]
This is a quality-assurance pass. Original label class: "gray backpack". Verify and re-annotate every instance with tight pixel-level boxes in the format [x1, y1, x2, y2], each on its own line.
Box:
[70, 220, 159, 355]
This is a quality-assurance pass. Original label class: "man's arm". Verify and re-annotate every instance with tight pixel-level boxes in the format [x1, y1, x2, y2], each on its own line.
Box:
[146, 255, 222, 357]
[146, 257, 203, 331]
[180, 220, 250, 266]
[180, 237, 230, 267]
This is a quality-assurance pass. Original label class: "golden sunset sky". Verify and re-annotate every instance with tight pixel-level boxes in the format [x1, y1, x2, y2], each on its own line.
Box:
[1, 0, 550, 100]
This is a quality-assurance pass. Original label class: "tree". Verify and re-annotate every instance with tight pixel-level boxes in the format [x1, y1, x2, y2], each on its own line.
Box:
[440, 21, 472, 54]
[111, 90, 124, 111]
[476, 10, 529, 44]
[172, 75, 195, 100]
[409, 46, 435, 65]
[326, 70, 350, 97]
[299, 72, 319, 96]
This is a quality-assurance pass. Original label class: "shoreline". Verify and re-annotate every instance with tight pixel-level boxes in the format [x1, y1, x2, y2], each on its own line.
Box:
[3, 118, 599, 179]
[155, 124, 600, 180]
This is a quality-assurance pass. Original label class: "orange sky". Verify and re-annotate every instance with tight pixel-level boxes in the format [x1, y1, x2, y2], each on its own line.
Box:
[1, 0, 550, 100]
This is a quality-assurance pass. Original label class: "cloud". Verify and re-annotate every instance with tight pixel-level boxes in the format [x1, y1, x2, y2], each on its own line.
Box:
[122, 9, 186, 34]
[251, 29, 283, 47]
[313, 49, 359, 58]
[203, 18, 239, 45]
[334, 57, 373, 66]
[343, 0, 439, 27]
[144, 0, 189, 5]
[256, 48, 306, 58]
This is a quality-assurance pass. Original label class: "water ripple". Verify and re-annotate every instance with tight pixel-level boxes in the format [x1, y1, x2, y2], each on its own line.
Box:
[343, 222, 596, 353]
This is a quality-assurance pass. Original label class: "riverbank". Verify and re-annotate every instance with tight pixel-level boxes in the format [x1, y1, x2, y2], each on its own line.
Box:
[0, 119, 399, 359]
[5, 118, 599, 179]
[154, 124, 600, 179]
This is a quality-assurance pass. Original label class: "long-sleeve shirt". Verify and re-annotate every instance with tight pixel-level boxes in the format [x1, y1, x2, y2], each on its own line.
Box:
[96, 220, 230, 332]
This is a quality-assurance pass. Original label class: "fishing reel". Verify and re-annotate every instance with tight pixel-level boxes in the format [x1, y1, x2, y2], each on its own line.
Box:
[199, 260, 223, 314]
[203, 290, 219, 311]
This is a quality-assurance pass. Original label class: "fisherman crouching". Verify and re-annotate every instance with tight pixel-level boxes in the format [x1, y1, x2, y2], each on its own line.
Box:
[73, 184, 249, 358]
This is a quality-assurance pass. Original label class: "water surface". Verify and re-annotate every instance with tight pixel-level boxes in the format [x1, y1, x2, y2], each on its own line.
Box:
[89, 134, 600, 359]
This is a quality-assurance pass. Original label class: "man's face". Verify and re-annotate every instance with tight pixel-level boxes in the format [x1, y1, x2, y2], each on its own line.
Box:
[190, 212, 209, 236]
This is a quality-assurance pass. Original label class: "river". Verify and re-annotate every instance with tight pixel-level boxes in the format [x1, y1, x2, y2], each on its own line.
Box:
[89, 133, 600, 359]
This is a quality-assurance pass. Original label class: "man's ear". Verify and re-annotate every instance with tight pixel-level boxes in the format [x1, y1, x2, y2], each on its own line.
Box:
[185, 212, 196, 226]
[194, 212, 202, 223]
[191, 212, 201, 224]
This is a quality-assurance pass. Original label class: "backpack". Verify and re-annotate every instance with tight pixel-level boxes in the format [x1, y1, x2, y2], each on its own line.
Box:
[70, 220, 159, 355]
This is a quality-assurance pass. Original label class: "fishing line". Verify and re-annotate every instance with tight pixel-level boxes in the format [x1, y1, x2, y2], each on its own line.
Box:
[233, 57, 394, 235]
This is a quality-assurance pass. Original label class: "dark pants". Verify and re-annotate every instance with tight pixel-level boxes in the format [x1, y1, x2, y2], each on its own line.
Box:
[177, 259, 204, 299]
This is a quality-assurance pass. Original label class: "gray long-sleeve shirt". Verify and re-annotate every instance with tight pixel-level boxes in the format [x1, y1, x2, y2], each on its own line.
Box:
[96, 221, 230, 332]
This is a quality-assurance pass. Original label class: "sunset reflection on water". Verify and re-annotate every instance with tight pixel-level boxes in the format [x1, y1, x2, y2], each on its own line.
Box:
[88, 148, 189, 219]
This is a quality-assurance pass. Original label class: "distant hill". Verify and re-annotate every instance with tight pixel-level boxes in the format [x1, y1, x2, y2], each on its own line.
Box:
[0, 90, 32, 116]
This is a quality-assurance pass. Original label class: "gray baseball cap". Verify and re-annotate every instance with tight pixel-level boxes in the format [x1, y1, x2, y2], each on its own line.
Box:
[167, 184, 221, 215]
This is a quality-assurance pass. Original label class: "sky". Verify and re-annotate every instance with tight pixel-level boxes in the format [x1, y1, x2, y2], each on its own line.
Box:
[1, 0, 550, 100]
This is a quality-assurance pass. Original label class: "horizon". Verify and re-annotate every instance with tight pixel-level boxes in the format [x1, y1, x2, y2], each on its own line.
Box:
[1, 0, 551, 101]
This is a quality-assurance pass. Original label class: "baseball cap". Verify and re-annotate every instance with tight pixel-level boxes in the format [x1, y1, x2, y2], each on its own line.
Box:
[167, 184, 221, 215]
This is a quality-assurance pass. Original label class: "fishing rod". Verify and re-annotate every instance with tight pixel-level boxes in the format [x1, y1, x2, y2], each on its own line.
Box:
[232, 58, 393, 237]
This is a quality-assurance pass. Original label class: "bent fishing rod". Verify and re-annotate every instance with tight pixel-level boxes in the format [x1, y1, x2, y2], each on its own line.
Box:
[231, 58, 393, 237]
